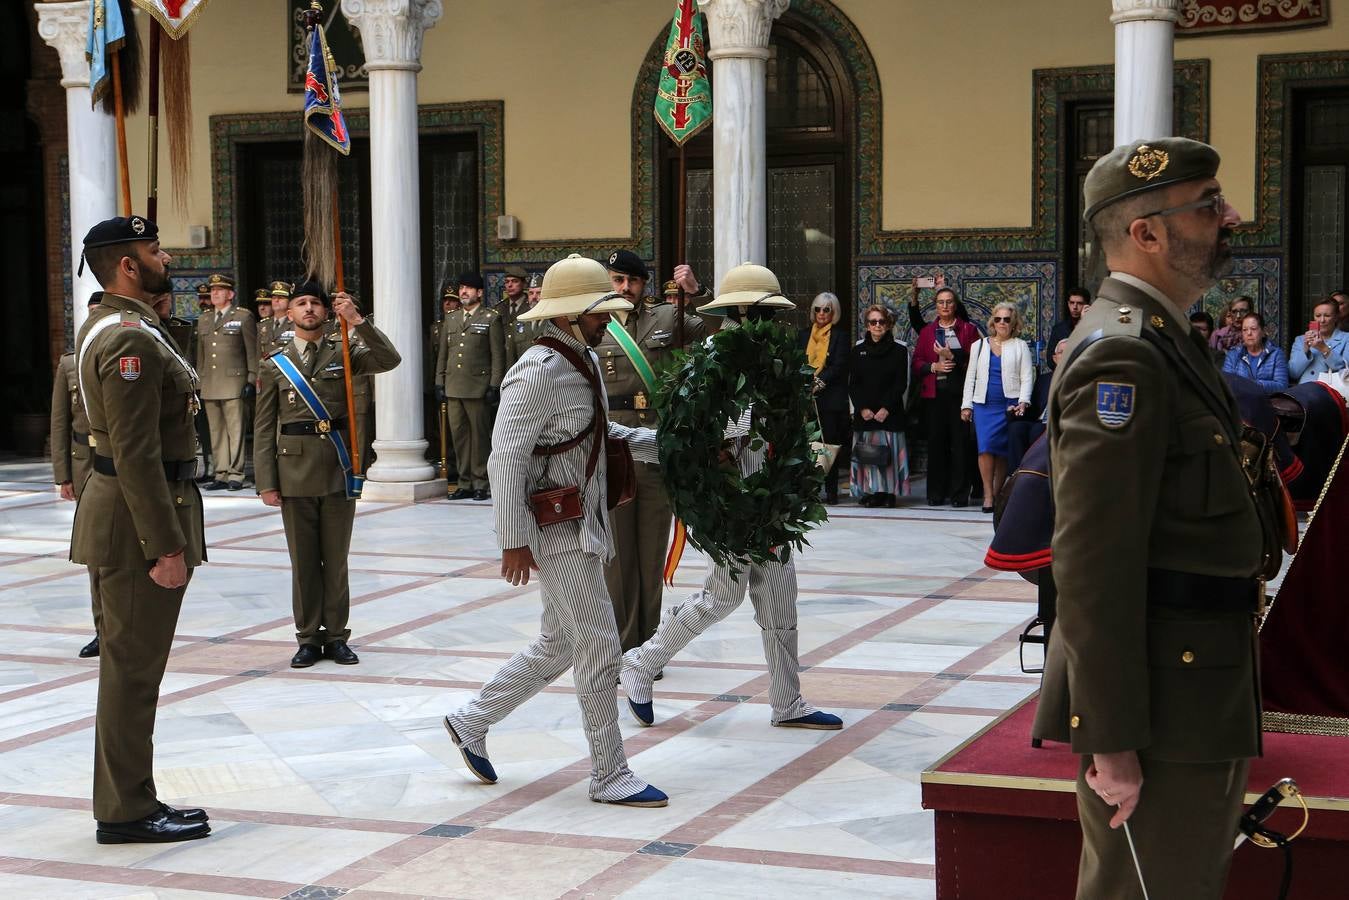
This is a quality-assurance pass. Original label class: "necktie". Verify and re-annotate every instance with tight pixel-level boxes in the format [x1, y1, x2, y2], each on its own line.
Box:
[302, 342, 315, 373]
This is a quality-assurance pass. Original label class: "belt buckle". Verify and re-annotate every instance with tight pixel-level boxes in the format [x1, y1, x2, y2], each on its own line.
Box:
[317, 419, 331, 434]
[634, 392, 648, 410]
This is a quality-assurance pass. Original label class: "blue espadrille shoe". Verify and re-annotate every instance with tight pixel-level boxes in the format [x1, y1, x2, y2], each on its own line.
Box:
[443, 716, 497, 784]
[597, 785, 669, 808]
[775, 710, 843, 730]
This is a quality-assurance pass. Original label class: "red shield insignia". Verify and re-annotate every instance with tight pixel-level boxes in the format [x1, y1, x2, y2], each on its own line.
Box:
[119, 356, 141, 381]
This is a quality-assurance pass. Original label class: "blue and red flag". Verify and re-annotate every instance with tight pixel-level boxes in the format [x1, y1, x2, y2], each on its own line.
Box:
[303, 20, 350, 155]
[86, 0, 128, 109]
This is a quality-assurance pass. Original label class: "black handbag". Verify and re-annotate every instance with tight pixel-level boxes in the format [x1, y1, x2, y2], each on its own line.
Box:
[852, 435, 890, 467]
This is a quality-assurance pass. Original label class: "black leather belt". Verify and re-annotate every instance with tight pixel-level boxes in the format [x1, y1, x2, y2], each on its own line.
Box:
[1148, 568, 1260, 614]
[280, 419, 348, 436]
[608, 393, 650, 411]
[93, 454, 198, 481]
[73, 431, 90, 447]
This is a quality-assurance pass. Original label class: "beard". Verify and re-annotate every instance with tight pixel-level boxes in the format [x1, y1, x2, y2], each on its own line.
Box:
[142, 264, 173, 295]
[1167, 226, 1233, 289]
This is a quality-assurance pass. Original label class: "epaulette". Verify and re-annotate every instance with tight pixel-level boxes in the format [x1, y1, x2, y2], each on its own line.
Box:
[266, 347, 286, 359]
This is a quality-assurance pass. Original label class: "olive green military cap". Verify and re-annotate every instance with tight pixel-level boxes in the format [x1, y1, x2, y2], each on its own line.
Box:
[207, 272, 235, 289]
[504, 265, 528, 279]
[254, 288, 270, 301]
[1083, 137, 1220, 222]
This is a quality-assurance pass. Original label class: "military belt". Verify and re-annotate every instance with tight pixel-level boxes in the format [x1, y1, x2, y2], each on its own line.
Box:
[93, 454, 199, 481]
[1147, 568, 1260, 615]
[608, 393, 649, 411]
[280, 418, 348, 436]
[72, 431, 90, 447]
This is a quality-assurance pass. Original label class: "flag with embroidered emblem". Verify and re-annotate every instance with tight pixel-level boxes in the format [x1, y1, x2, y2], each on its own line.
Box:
[304, 17, 350, 156]
[130, 0, 210, 39]
[654, 0, 711, 145]
[87, 0, 129, 110]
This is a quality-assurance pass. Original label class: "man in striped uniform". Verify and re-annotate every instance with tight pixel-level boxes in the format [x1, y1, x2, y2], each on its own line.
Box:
[442, 254, 669, 807]
[620, 263, 844, 732]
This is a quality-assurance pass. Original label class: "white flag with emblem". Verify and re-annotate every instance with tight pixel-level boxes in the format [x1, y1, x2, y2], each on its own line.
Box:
[131, 0, 211, 40]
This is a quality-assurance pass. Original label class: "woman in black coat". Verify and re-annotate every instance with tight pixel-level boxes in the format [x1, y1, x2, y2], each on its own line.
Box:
[848, 304, 910, 507]
[800, 291, 851, 503]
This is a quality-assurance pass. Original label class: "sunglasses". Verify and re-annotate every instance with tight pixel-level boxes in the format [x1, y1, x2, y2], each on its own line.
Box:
[866, 319, 887, 325]
[812, 306, 831, 313]
[992, 316, 1011, 323]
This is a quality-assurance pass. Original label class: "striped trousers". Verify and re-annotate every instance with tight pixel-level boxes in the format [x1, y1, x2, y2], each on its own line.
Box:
[625, 556, 814, 723]
[446, 549, 647, 801]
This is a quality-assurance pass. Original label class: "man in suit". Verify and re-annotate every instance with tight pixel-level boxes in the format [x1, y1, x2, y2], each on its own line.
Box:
[442, 254, 668, 807]
[597, 250, 707, 652]
[196, 273, 258, 490]
[72, 215, 210, 844]
[1031, 138, 1273, 899]
[254, 281, 401, 668]
[435, 272, 504, 500]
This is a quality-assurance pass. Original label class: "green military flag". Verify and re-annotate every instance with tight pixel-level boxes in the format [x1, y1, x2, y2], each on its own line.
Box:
[654, 0, 711, 145]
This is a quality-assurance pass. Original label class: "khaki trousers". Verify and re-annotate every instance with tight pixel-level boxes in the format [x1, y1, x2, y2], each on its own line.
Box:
[446, 396, 490, 490]
[604, 461, 671, 651]
[204, 398, 245, 482]
[92, 566, 190, 822]
[281, 490, 357, 646]
[1075, 754, 1249, 900]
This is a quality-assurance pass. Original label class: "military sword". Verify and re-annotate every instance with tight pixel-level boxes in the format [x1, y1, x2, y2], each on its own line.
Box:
[1122, 821, 1151, 900]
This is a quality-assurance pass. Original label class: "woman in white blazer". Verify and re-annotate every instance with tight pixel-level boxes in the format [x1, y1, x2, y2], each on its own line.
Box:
[960, 302, 1035, 512]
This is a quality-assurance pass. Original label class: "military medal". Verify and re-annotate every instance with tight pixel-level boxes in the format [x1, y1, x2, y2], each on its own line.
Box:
[287, 389, 298, 406]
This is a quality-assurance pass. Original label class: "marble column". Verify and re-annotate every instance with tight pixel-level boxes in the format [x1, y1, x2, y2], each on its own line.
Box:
[1111, 0, 1180, 144]
[36, 0, 118, 337]
[699, 0, 789, 293]
[342, 0, 444, 500]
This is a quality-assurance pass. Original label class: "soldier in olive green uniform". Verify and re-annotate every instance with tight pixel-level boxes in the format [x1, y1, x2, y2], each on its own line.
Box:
[255, 288, 275, 351]
[196, 273, 258, 490]
[435, 271, 504, 500]
[503, 271, 547, 368]
[255, 282, 401, 668]
[1031, 139, 1276, 900]
[261, 281, 295, 356]
[52, 299, 105, 659]
[598, 250, 708, 651]
[72, 216, 211, 844]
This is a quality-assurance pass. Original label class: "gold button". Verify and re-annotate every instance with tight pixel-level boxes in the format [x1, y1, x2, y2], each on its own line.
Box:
[140, 538, 147, 545]
[281, 448, 288, 454]
[175, 496, 183, 505]
[1070, 715, 1081, 728]
[1181, 650, 1195, 664]
[1213, 434, 1225, 445]
[1117, 306, 1131, 314]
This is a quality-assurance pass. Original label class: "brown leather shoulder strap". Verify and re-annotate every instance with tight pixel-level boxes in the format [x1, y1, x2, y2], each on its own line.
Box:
[532, 337, 604, 478]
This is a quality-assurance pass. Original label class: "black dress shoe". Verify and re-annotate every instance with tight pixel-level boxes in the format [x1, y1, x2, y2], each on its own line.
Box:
[78, 634, 100, 658]
[227, 480, 243, 491]
[290, 644, 322, 668]
[324, 640, 359, 665]
[449, 487, 474, 500]
[95, 810, 210, 844]
[195, 473, 215, 484]
[472, 489, 491, 501]
[203, 480, 229, 491]
[951, 496, 967, 508]
[160, 801, 209, 823]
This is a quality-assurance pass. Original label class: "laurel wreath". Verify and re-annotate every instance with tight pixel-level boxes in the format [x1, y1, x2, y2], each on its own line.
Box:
[653, 320, 828, 571]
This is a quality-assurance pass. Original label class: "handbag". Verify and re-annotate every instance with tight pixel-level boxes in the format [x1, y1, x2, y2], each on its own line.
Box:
[811, 400, 841, 472]
[852, 434, 890, 467]
[605, 436, 636, 508]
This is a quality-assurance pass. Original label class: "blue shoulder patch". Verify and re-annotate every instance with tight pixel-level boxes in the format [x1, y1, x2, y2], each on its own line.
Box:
[1095, 382, 1135, 429]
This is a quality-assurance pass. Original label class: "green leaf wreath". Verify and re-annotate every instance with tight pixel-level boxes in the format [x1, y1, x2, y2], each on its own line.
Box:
[653, 319, 828, 570]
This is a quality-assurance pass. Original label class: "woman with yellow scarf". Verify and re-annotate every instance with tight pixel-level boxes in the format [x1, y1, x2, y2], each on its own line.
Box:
[798, 292, 851, 503]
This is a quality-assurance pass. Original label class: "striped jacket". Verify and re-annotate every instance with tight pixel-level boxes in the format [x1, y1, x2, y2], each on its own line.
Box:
[488, 323, 659, 560]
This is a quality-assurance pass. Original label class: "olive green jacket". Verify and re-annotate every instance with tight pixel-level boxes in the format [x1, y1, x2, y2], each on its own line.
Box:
[436, 303, 505, 398]
[596, 300, 706, 428]
[196, 304, 259, 399]
[71, 293, 206, 567]
[1031, 275, 1265, 763]
[51, 352, 92, 489]
[254, 320, 401, 497]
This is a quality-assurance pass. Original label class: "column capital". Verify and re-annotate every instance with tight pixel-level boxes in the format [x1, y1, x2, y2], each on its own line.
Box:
[1110, 0, 1180, 26]
[341, 0, 442, 72]
[698, 0, 789, 61]
[35, 1, 93, 89]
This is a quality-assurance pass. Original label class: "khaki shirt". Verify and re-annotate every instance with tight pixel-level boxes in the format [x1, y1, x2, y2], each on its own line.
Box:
[71, 293, 205, 567]
[596, 300, 706, 427]
[1032, 275, 1264, 763]
[196, 304, 258, 400]
[436, 303, 505, 398]
[254, 320, 401, 498]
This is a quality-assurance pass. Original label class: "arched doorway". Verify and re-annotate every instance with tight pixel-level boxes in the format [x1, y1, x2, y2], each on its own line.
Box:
[653, 11, 855, 333]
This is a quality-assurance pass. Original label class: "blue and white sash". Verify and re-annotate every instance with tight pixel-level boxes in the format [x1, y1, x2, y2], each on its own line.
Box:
[269, 351, 363, 499]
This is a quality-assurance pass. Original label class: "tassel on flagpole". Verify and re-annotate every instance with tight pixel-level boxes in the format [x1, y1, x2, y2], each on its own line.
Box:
[161, 31, 193, 216]
[302, 129, 340, 290]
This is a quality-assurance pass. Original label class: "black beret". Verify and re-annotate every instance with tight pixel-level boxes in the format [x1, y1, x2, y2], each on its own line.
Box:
[457, 271, 484, 290]
[82, 215, 158, 249]
[292, 279, 330, 306]
[1083, 137, 1221, 222]
[605, 249, 647, 279]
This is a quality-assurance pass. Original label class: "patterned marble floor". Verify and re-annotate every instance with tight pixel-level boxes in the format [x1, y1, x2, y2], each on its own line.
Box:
[0, 457, 1043, 899]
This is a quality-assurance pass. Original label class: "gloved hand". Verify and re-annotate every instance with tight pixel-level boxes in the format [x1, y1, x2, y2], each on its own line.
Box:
[240, 383, 256, 400]
[434, 384, 446, 403]
[485, 386, 500, 407]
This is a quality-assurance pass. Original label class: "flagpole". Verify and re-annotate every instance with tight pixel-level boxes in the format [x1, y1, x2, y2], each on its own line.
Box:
[332, 186, 361, 478]
[676, 141, 687, 348]
[145, 21, 161, 221]
[111, 51, 132, 216]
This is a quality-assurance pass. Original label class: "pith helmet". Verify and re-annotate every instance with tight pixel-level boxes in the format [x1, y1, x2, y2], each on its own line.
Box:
[696, 263, 796, 316]
[518, 254, 634, 322]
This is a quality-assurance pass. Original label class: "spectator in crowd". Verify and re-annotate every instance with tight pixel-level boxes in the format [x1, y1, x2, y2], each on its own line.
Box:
[848, 304, 910, 507]
[1335, 290, 1349, 336]
[801, 291, 851, 504]
[1007, 337, 1065, 473]
[912, 288, 980, 507]
[1289, 297, 1349, 385]
[1209, 295, 1252, 354]
[961, 302, 1034, 513]
[1046, 286, 1089, 369]
[907, 274, 975, 334]
[1189, 310, 1214, 342]
[1223, 311, 1289, 392]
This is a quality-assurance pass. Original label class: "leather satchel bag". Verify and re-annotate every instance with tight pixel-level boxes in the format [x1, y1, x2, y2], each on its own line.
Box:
[605, 436, 636, 509]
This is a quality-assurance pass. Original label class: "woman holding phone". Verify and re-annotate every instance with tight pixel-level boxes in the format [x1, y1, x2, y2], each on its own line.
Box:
[1288, 298, 1348, 385]
[912, 287, 979, 506]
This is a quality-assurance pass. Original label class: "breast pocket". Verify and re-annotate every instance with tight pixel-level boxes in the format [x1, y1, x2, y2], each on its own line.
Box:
[277, 435, 306, 458]
[1161, 415, 1248, 517]
[643, 330, 674, 351]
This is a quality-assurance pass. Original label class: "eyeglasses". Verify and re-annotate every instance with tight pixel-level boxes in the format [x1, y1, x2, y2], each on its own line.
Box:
[992, 316, 1011, 323]
[812, 306, 831, 313]
[866, 319, 887, 326]
[1130, 193, 1227, 233]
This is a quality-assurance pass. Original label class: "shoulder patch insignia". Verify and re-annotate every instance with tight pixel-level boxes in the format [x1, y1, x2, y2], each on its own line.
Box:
[119, 356, 142, 381]
[1095, 382, 1135, 429]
